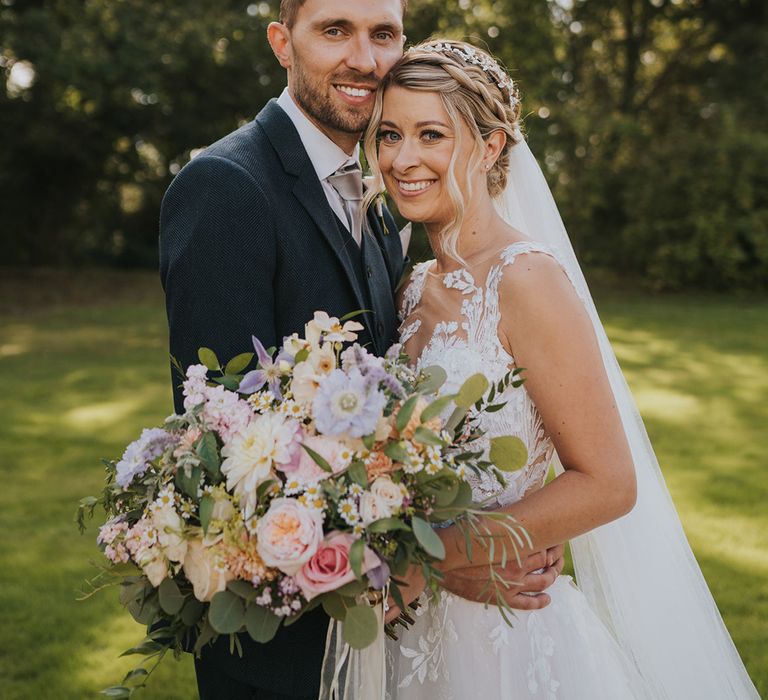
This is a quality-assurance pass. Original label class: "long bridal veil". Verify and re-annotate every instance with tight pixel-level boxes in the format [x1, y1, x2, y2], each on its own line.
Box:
[494, 133, 759, 699]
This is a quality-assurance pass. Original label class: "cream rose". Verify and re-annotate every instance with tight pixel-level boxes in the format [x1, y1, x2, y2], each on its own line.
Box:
[256, 498, 323, 575]
[183, 540, 233, 602]
[370, 476, 404, 513]
[359, 492, 392, 525]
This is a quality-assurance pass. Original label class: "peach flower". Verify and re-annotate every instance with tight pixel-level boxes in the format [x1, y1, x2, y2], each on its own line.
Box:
[183, 540, 234, 602]
[255, 498, 323, 575]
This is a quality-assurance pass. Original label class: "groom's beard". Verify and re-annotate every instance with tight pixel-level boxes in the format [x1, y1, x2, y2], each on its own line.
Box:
[293, 66, 378, 135]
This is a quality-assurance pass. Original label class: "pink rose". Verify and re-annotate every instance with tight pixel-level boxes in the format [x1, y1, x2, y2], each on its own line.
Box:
[255, 498, 323, 575]
[295, 532, 379, 600]
[280, 433, 348, 483]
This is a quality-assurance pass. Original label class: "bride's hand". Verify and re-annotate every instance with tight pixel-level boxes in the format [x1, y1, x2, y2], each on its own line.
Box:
[441, 544, 564, 610]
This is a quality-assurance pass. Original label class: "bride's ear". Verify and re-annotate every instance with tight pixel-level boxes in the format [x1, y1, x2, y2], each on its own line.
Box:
[267, 22, 292, 69]
[482, 130, 507, 170]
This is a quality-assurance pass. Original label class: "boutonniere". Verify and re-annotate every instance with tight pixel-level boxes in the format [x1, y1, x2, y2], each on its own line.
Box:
[363, 175, 390, 236]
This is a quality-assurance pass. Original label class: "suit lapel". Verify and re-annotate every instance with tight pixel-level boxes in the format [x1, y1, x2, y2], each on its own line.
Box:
[257, 100, 370, 320]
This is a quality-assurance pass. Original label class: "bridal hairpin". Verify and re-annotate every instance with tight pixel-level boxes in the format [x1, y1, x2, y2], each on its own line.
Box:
[414, 42, 518, 107]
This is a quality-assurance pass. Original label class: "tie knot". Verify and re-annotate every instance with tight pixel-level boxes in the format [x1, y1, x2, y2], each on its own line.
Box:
[328, 163, 363, 203]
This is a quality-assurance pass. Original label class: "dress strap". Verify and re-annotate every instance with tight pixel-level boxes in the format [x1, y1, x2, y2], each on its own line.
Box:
[499, 240, 556, 268]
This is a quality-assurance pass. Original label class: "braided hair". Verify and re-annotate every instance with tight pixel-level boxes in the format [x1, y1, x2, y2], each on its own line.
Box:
[363, 40, 522, 263]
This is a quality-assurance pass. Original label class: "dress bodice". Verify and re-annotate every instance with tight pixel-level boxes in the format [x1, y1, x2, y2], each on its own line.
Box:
[398, 242, 558, 507]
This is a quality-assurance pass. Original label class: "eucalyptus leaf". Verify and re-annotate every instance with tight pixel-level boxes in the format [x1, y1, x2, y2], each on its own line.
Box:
[294, 347, 310, 363]
[176, 465, 201, 499]
[334, 579, 367, 598]
[180, 597, 205, 627]
[322, 593, 348, 622]
[489, 436, 528, 472]
[349, 538, 365, 580]
[198, 347, 220, 371]
[455, 374, 489, 409]
[199, 495, 214, 534]
[418, 365, 447, 394]
[208, 590, 246, 634]
[346, 460, 368, 487]
[383, 442, 409, 464]
[342, 605, 379, 649]
[225, 352, 254, 375]
[158, 578, 186, 615]
[395, 395, 420, 433]
[412, 516, 446, 560]
[412, 426, 445, 447]
[366, 517, 412, 533]
[213, 375, 240, 391]
[361, 433, 375, 451]
[245, 604, 282, 643]
[227, 579, 258, 601]
[420, 394, 456, 422]
[196, 431, 221, 477]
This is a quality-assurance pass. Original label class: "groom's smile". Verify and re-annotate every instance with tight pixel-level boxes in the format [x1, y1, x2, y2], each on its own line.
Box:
[268, 0, 405, 152]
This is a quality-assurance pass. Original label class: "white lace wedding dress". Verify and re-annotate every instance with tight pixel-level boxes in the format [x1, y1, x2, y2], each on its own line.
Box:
[387, 241, 653, 699]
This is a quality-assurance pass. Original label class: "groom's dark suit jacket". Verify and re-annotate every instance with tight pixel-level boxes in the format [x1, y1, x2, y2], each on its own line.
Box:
[159, 99, 405, 697]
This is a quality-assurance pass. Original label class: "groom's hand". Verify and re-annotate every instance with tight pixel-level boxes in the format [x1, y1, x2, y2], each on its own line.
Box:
[441, 544, 565, 610]
[385, 564, 426, 624]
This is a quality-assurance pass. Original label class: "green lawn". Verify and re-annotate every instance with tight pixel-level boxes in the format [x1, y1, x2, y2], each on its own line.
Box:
[0, 271, 765, 698]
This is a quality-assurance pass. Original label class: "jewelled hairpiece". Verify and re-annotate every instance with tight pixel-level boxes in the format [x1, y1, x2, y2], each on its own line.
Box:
[413, 42, 518, 106]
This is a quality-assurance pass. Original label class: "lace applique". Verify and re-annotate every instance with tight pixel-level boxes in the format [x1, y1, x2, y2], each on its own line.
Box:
[526, 612, 560, 698]
[398, 242, 559, 508]
[396, 592, 458, 689]
[398, 261, 431, 323]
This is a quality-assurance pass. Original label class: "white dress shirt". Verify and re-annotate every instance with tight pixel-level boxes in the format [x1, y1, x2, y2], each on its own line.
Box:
[276, 88, 361, 244]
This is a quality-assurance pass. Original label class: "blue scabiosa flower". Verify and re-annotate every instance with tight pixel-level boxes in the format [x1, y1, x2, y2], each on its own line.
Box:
[312, 369, 386, 438]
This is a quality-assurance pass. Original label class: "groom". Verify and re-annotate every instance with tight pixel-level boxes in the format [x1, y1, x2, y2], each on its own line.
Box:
[160, 0, 563, 697]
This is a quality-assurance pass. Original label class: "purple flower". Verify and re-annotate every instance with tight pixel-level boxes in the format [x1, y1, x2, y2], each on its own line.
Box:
[366, 557, 390, 590]
[312, 369, 386, 438]
[239, 335, 283, 398]
[115, 428, 175, 488]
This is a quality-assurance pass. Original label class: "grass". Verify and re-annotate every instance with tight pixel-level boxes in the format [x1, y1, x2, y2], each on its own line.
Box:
[0, 270, 765, 698]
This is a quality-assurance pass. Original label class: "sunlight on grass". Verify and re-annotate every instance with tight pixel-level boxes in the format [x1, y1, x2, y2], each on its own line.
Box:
[63, 397, 152, 431]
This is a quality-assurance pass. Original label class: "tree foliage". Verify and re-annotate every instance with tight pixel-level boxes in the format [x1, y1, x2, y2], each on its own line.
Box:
[1, 0, 766, 289]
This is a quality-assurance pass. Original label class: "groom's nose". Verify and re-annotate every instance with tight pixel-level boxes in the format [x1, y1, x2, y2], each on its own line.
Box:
[344, 34, 377, 76]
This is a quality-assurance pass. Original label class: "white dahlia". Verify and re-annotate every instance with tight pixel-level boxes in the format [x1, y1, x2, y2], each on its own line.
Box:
[221, 413, 299, 518]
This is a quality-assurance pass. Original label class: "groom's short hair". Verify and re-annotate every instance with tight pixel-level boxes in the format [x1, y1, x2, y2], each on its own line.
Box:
[279, 0, 408, 28]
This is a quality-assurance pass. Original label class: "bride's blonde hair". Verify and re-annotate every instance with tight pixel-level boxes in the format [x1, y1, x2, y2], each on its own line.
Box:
[363, 40, 522, 264]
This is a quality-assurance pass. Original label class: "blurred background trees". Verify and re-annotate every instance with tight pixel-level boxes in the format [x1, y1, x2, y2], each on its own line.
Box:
[1, 0, 766, 289]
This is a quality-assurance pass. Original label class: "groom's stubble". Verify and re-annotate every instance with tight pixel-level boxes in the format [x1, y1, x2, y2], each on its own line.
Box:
[293, 65, 379, 135]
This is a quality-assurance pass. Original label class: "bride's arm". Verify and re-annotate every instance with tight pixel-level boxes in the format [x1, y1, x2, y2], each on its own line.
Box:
[440, 252, 637, 570]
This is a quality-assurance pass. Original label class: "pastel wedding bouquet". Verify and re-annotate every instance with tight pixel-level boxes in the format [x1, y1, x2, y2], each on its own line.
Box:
[78, 311, 530, 697]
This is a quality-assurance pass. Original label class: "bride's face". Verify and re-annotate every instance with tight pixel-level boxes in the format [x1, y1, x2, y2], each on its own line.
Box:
[378, 86, 476, 227]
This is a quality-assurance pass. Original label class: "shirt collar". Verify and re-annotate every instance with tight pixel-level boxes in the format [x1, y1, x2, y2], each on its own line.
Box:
[276, 88, 360, 181]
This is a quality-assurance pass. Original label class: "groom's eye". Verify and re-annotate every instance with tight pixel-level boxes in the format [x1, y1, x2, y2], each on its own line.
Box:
[324, 27, 343, 38]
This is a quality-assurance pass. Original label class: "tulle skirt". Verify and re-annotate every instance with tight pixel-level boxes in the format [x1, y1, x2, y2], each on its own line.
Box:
[387, 576, 653, 699]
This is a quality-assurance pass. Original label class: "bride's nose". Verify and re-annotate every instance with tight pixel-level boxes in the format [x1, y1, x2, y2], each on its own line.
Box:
[392, 136, 421, 173]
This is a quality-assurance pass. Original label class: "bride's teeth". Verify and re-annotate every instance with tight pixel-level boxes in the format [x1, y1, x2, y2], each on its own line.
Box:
[400, 181, 432, 192]
[337, 86, 371, 97]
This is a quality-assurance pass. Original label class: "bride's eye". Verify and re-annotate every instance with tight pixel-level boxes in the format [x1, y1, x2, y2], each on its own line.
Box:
[421, 129, 445, 142]
[378, 130, 401, 144]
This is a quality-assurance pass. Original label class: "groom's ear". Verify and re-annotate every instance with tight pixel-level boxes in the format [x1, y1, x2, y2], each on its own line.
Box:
[267, 22, 292, 69]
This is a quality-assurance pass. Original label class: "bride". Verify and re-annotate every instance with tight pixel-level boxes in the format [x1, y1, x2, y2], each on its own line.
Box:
[359, 40, 759, 699]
